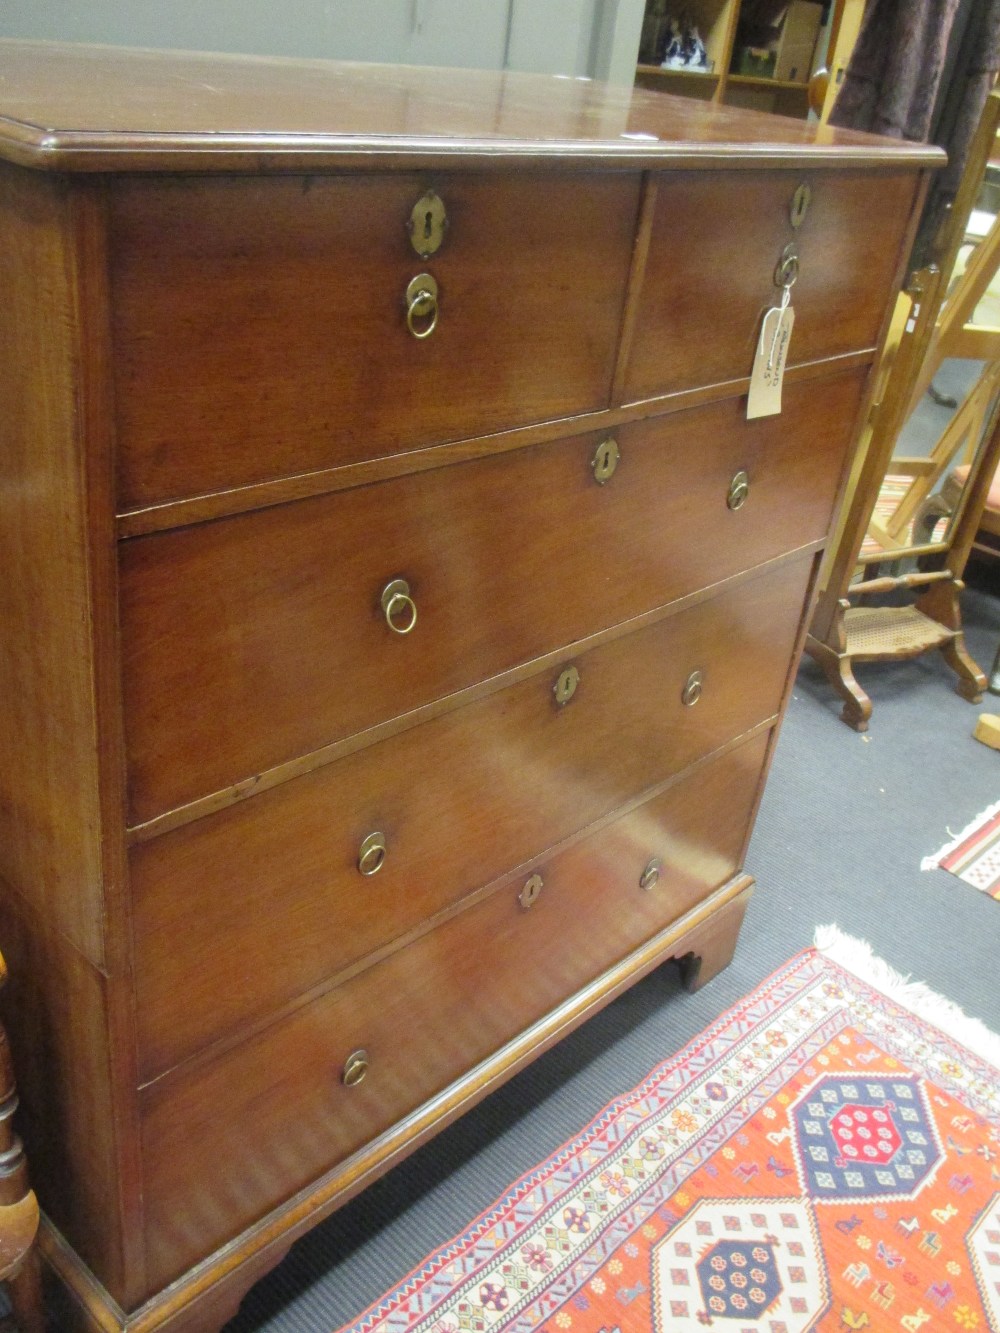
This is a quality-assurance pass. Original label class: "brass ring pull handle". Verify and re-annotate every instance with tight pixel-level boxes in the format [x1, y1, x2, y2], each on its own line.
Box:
[357, 831, 386, 877]
[380, 578, 418, 635]
[342, 1049, 370, 1087]
[727, 470, 750, 511]
[639, 858, 662, 891]
[774, 244, 799, 289]
[681, 669, 704, 708]
[405, 273, 439, 339]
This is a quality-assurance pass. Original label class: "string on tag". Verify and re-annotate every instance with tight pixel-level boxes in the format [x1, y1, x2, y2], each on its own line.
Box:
[768, 284, 792, 371]
[747, 253, 797, 422]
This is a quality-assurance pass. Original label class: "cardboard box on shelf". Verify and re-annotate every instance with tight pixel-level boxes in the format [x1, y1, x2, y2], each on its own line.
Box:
[774, 0, 823, 82]
[735, 45, 777, 77]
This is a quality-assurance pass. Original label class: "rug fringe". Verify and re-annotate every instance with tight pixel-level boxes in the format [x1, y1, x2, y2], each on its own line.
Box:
[920, 796, 1000, 870]
[814, 924, 1000, 1072]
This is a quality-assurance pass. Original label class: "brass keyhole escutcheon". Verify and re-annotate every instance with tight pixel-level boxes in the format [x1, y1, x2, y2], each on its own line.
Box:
[682, 669, 704, 708]
[790, 182, 812, 229]
[592, 437, 620, 485]
[519, 873, 544, 909]
[407, 190, 448, 258]
[342, 1049, 370, 1087]
[357, 831, 387, 876]
[405, 273, 439, 339]
[639, 858, 662, 891]
[727, 470, 750, 511]
[553, 665, 580, 706]
[380, 577, 418, 635]
[774, 243, 799, 289]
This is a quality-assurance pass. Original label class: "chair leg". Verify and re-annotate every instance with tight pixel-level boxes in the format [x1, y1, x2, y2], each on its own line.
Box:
[804, 635, 873, 731]
[989, 640, 1000, 695]
[940, 631, 986, 703]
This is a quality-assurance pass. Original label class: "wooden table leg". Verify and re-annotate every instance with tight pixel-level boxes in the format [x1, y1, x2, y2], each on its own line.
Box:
[5, 1250, 45, 1333]
[0, 957, 45, 1333]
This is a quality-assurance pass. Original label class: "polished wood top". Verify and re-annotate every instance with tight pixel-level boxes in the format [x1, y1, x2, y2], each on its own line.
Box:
[0, 40, 944, 173]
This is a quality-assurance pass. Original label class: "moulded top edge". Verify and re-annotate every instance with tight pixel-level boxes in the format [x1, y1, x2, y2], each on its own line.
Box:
[0, 40, 946, 174]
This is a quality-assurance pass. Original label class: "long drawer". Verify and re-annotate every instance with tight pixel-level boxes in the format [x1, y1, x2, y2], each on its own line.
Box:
[139, 731, 769, 1290]
[132, 556, 809, 1080]
[120, 369, 864, 823]
[109, 172, 641, 508]
[622, 168, 917, 403]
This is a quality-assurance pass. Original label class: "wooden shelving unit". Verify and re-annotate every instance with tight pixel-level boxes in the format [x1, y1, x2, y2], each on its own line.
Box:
[636, 0, 843, 122]
[635, 63, 720, 99]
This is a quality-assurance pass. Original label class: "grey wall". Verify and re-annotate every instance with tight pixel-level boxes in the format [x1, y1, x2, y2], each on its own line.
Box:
[0, 0, 645, 81]
[0, 0, 507, 68]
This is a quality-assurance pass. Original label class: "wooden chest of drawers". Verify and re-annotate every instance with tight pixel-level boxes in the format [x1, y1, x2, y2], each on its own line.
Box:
[0, 40, 939, 1333]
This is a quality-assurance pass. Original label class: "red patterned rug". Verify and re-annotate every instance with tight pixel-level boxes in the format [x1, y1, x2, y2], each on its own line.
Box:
[923, 800, 1000, 902]
[338, 929, 1000, 1333]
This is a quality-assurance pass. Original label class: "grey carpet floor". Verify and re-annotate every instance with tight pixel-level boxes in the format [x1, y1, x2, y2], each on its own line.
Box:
[222, 571, 1000, 1333]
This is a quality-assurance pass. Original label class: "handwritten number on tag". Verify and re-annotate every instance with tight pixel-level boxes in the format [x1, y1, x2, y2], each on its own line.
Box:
[748, 284, 796, 420]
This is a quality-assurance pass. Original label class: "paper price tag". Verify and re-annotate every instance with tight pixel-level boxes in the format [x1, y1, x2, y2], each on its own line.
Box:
[747, 296, 795, 420]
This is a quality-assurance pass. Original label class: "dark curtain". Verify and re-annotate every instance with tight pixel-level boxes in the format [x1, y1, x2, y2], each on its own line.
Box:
[915, 0, 1000, 263]
[829, 0, 963, 140]
[830, 0, 1000, 267]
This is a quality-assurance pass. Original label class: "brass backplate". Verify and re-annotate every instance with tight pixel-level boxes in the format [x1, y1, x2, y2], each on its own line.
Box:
[553, 665, 580, 705]
[405, 273, 438, 309]
[408, 191, 448, 258]
[592, 437, 620, 484]
[519, 873, 544, 909]
[790, 182, 812, 228]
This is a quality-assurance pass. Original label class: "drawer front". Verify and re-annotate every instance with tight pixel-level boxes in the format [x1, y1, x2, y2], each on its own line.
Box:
[622, 169, 917, 403]
[110, 173, 640, 508]
[140, 732, 769, 1288]
[132, 557, 809, 1080]
[121, 369, 863, 822]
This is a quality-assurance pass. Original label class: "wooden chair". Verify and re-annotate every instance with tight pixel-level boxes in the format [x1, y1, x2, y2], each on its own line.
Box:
[928, 456, 1000, 561]
[806, 90, 1000, 729]
[0, 955, 45, 1333]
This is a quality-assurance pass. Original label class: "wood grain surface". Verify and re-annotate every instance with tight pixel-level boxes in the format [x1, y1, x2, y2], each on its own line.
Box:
[0, 51, 933, 1328]
[119, 370, 865, 824]
[0, 891, 143, 1307]
[623, 168, 920, 403]
[0, 41, 944, 173]
[0, 163, 112, 963]
[132, 558, 809, 1081]
[139, 733, 768, 1290]
[110, 172, 640, 506]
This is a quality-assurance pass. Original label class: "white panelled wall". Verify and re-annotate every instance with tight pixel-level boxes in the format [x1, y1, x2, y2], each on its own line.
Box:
[0, 0, 646, 83]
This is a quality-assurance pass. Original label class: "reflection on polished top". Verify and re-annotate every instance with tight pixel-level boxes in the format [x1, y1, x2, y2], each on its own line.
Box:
[0, 38, 945, 172]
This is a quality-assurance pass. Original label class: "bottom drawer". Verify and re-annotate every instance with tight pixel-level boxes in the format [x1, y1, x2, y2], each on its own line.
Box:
[140, 730, 770, 1288]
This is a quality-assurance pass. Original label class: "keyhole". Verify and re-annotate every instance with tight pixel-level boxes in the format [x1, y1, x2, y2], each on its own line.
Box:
[409, 192, 446, 258]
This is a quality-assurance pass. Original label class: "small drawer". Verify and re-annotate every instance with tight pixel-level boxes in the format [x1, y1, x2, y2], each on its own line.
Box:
[622, 169, 918, 403]
[139, 731, 769, 1290]
[132, 556, 810, 1079]
[109, 172, 641, 508]
[120, 368, 863, 823]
